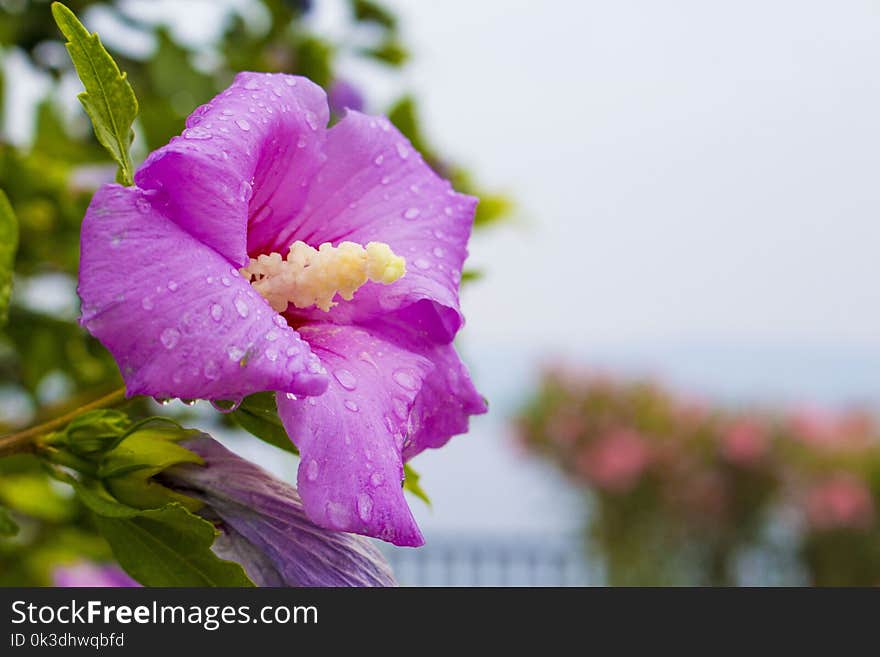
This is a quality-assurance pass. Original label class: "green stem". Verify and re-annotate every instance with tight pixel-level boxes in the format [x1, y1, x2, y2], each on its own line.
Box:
[0, 387, 127, 458]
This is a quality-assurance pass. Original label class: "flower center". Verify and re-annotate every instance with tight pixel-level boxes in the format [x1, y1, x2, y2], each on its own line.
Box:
[242, 241, 406, 312]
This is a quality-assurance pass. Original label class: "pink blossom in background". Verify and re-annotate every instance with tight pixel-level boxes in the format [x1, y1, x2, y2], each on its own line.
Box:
[805, 474, 875, 531]
[53, 562, 140, 588]
[720, 419, 768, 466]
[576, 429, 651, 493]
[789, 407, 873, 451]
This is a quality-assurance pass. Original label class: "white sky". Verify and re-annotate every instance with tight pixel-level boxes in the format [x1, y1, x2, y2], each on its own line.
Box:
[378, 0, 880, 350]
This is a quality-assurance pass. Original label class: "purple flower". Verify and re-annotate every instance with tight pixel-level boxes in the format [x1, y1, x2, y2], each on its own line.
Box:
[328, 79, 365, 114]
[161, 437, 396, 587]
[53, 562, 140, 588]
[78, 72, 487, 547]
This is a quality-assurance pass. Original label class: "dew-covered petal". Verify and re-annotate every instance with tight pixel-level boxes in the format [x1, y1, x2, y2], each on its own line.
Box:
[163, 437, 397, 587]
[78, 184, 328, 400]
[276, 323, 433, 546]
[403, 341, 488, 461]
[135, 72, 329, 267]
[273, 111, 477, 343]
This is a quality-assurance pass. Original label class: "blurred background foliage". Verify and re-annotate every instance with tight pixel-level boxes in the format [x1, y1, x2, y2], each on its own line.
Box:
[517, 368, 880, 585]
[0, 0, 510, 585]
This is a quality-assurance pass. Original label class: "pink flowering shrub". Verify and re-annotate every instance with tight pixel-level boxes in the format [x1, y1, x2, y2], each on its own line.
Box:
[517, 367, 880, 586]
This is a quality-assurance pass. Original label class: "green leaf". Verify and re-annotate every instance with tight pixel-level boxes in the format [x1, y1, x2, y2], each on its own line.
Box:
[230, 392, 299, 455]
[461, 269, 483, 284]
[51, 2, 138, 186]
[93, 503, 254, 587]
[71, 478, 143, 519]
[403, 463, 430, 507]
[388, 96, 430, 156]
[351, 0, 398, 29]
[363, 39, 409, 67]
[0, 189, 18, 326]
[0, 507, 19, 537]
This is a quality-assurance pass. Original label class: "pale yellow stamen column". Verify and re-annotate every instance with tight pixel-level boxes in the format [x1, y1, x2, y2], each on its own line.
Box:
[242, 241, 406, 312]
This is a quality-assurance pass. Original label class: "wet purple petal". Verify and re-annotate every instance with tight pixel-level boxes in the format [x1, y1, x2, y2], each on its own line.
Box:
[135, 73, 329, 266]
[78, 185, 328, 400]
[403, 341, 487, 460]
[273, 110, 477, 343]
[277, 323, 432, 546]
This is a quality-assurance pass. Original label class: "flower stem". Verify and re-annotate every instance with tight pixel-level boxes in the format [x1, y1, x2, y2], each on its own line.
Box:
[0, 387, 128, 458]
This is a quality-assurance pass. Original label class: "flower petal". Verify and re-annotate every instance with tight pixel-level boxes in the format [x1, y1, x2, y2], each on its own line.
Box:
[277, 323, 433, 546]
[78, 184, 328, 399]
[135, 72, 329, 266]
[165, 437, 397, 587]
[404, 341, 488, 461]
[275, 111, 477, 343]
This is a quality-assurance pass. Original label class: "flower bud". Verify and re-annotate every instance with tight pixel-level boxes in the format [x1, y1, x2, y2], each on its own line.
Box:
[161, 437, 397, 587]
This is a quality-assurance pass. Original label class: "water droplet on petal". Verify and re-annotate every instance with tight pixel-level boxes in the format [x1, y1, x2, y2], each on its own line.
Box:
[227, 345, 246, 361]
[304, 110, 318, 130]
[160, 328, 180, 349]
[238, 180, 253, 202]
[234, 297, 249, 318]
[414, 258, 431, 270]
[265, 347, 278, 361]
[344, 400, 359, 412]
[370, 472, 384, 487]
[184, 126, 212, 140]
[141, 297, 154, 310]
[204, 360, 219, 380]
[396, 142, 410, 159]
[433, 247, 445, 258]
[167, 280, 178, 292]
[235, 119, 251, 131]
[306, 459, 319, 481]
[221, 276, 231, 287]
[403, 208, 420, 220]
[210, 304, 223, 321]
[211, 398, 242, 413]
[381, 175, 391, 185]
[285, 77, 298, 87]
[244, 79, 260, 90]
[392, 397, 409, 420]
[334, 369, 357, 390]
[373, 154, 384, 166]
[357, 493, 373, 522]
[393, 369, 419, 390]
[297, 136, 307, 148]
[444, 206, 453, 216]
[265, 329, 279, 342]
